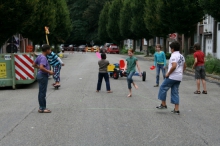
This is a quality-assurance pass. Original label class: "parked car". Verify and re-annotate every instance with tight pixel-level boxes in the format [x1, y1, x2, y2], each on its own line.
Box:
[99, 43, 112, 53]
[78, 45, 86, 52]
[106, 44, 119, 54]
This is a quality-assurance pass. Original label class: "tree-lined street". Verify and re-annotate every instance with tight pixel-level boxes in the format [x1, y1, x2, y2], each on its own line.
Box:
[0, 53, 220, 146]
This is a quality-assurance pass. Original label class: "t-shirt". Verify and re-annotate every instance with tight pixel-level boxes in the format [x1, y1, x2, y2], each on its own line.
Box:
[34, 54, 50, 75]
[193, 50, 205, 66]
[126, 56, 137, 73]
[154, 51, 166, 66]
[98, 59, 109, 73]
[168, 51, 185, 81]
[47, 52, 60, 67]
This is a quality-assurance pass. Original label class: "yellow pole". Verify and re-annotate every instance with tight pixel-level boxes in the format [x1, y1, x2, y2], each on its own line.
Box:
[46, 34, 49, 45]
[45, 26, 50, 45]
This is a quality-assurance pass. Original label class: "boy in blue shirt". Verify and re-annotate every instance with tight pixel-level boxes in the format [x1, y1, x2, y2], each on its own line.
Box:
[154, 44, 166, 87]
[47, 51, 64, 87]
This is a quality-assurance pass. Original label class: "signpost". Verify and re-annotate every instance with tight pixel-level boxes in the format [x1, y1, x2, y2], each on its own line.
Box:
[169, 33, 177, 39]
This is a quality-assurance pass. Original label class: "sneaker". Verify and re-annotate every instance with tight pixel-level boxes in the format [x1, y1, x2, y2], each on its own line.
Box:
[171, 109, 180, 115]
[156, 104, 167, 109]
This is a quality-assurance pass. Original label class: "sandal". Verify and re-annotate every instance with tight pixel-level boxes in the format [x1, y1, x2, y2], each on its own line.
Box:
[107, 91, 113, 93]
[154, 85, 159, 87]
[202, 90, 207, 94]
[194, 91, 201, 94]
[38, 109, 51, 113]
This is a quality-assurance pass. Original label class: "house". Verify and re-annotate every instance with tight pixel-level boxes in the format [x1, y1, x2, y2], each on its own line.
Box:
[197, 14, 220, 59]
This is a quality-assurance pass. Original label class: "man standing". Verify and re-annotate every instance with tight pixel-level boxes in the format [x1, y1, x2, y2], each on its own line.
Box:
[156, 41, 186, 115]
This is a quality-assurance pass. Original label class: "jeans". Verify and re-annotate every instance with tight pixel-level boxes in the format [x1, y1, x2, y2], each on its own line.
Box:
[97, 73, 111, 91]
[53, 64, 61, 82]
[127, 72, 135, 89]
[158, 78, 181, 104]
[37, 73, 48, 110]
[156, 64, 166, 85]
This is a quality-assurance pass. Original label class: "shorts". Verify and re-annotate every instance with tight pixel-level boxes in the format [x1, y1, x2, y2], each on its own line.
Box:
[195, 66, 206, 79]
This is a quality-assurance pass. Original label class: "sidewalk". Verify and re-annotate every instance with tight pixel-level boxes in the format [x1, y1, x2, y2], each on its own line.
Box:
[135, 55, 220, 83]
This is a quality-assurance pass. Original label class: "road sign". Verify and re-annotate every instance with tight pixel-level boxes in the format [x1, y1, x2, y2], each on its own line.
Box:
[169, 33, 177, 39]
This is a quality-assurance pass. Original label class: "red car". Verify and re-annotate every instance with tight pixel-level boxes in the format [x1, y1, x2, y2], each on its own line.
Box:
[106, 44, 119, 54]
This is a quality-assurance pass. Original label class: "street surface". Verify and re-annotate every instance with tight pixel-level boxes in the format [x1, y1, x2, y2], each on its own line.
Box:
[0, 52, 220, 146]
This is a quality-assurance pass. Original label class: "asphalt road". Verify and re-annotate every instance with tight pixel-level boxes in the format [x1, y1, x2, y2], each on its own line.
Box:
[0, 52, 220, 146]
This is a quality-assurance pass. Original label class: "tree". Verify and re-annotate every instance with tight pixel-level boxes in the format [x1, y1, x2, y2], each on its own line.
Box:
[107, 0, 124, 45]
[144, 0, 171, 37]
[98, 2, 112, 42]
[66, 0, 88, 44]
[119, 0, 134, 39]
[157, 0, 204, 56]
[144, 0, 170, 53]
[199, 0, 220, 22]
[0, 0, 38, 45]
[130, 0, 153, 52]
[83, 0, 112, 43]
[21, 0, 57, 45]
[49, 0, 72, 52]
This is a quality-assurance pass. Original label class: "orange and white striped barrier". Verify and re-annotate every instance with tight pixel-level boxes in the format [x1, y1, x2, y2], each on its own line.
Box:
[14, 54, 35, 80]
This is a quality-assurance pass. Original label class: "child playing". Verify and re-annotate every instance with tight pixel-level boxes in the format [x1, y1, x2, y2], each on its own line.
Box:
[32, 44, 54, 113]
[34, 50, 64, 87]
[96, 53, 112, 93]
[192, 43, 207, 94]
[47, 51, 64, 87]
[154, 44, 166, 87]
[156, 41, 186, 115]
[123, 49, 142, 97]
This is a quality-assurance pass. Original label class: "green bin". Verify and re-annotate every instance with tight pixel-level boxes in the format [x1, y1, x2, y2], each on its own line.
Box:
[0, 53, 37, 89]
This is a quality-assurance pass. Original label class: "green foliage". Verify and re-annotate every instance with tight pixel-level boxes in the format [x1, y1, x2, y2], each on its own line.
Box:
[130, 0, 152, 40]
[98, 2, 112, 42]
[186, 54, 220, 75]
[185, 55, 194, 67]
[120, 46, 128, 54]
[66, 0, 88, 43]
[0, 0, 38, 45]
[107, 0, 124, 44]
[148, 46, 155, 55]
[50, 0, 72, 44]
[119, 0, 134, 39]
[83, 0, 110, 43]
[205, 54, 220, 74]
[21, 0, 56, 44]
[145, 0, 170, 37]
[165, 53, 171, 59]
[199, 0, 220, 22]
[157, 0, 204, 36]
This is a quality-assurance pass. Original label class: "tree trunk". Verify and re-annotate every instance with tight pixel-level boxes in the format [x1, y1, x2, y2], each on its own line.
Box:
[184, 35, 189, 56]
[163, 37, 167, 53]
[133, 39, 136, 51]
[147, 39, 150, 56]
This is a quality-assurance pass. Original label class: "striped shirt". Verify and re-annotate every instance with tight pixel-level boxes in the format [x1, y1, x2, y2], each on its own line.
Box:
[47, 52, 60, 67]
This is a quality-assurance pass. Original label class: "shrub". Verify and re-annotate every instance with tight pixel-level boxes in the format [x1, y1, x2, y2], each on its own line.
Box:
[185, 55, 194, 67]
[148, 46, 155, 55]
[166, 52, 171, 59]
[120, 46, 128, 54]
